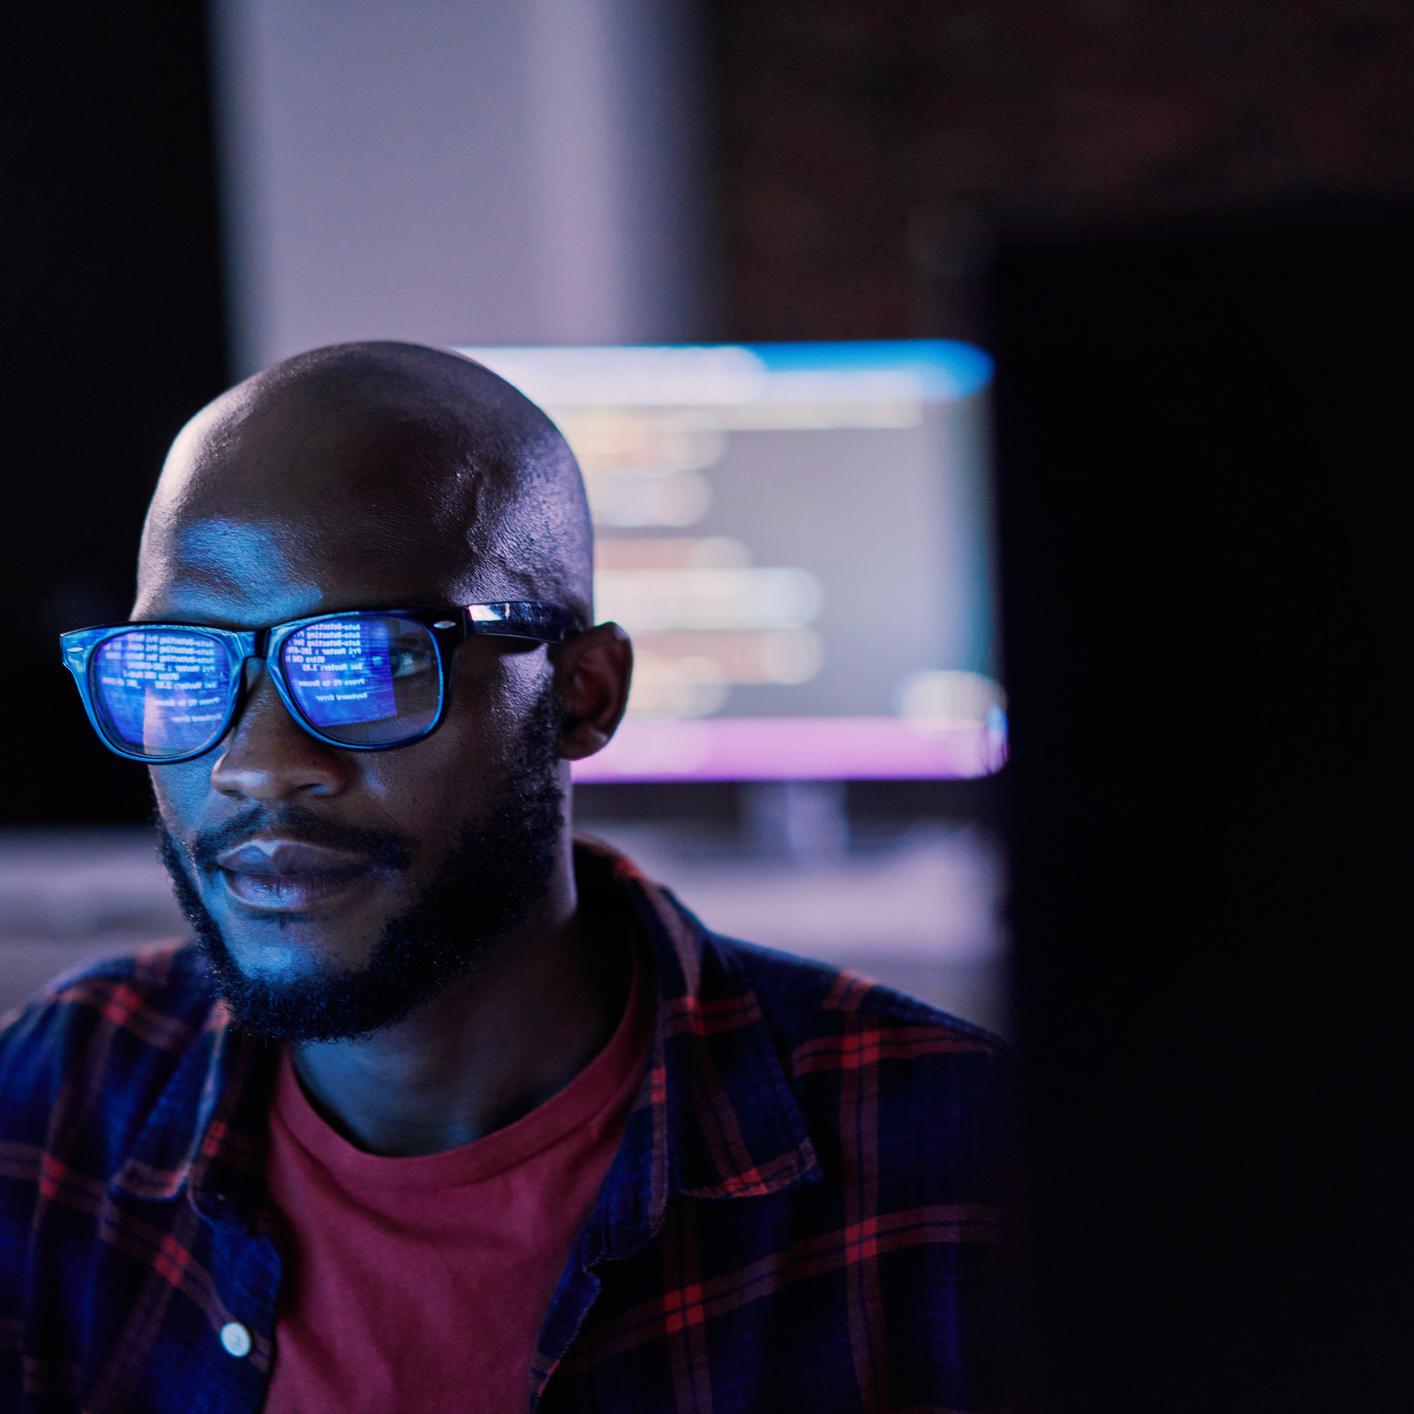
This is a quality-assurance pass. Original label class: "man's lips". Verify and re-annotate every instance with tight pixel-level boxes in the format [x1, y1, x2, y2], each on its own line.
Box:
[214, 837, 381, 914]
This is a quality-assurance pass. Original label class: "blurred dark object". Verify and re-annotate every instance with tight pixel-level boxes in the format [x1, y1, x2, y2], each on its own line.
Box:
[997, 200, 1409, 1410]
[2, 3, 230, 823]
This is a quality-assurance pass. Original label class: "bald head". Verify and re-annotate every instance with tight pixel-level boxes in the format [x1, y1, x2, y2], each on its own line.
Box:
[125, 344, 634, 1054]
[139, 341, 593, 625]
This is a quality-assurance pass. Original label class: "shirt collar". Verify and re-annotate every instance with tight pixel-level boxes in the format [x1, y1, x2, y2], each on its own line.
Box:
[109, 834, 821, 1235]
[579, 837, 821, 1262]
[109, 997, 276, 1228]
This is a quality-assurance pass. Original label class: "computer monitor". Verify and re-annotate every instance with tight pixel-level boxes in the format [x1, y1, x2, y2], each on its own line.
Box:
[457, 341, 1005, 783]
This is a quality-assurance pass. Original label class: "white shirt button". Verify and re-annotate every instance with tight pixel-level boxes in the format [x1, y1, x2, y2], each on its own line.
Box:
[220, 1322, 252, 1358]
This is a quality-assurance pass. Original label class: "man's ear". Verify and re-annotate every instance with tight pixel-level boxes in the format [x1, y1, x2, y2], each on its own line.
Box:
[552, 623, 633, 761]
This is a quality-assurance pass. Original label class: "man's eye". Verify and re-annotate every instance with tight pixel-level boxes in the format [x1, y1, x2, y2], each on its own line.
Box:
[390, 648, 435, 679]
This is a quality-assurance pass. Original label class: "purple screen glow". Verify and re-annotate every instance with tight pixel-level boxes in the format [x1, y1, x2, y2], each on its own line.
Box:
[462, 341, 1006, 783]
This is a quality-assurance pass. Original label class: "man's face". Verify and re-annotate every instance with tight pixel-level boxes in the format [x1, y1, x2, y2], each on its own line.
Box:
[139, 506, 569, 1045]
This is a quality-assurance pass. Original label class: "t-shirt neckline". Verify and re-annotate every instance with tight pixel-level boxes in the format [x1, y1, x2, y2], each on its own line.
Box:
[270, 939, 648, 1193]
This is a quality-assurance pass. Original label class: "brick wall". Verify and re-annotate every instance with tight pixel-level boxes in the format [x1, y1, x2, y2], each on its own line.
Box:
[713, 0, 1414, 338]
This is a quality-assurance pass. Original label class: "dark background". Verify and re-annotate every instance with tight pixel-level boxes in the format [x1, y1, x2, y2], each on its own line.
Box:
[7, 0, 1413, 824]
[3, 4, 228, 823]
[4, 5, 1409, 1407]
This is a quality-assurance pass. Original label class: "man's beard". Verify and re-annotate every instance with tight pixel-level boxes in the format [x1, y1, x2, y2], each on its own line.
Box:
[157, 680, 566, 1044]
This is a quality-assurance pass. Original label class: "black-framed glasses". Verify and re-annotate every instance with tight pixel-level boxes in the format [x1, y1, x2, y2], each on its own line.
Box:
[59, 602, 581, 763]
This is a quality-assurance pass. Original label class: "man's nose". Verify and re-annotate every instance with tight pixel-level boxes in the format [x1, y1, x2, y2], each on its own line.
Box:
[208, 667, 351, 800]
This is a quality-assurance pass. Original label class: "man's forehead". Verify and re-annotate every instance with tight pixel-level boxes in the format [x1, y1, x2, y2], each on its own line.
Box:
[133, 341, 590, 626]
[134, 510, 514, 626]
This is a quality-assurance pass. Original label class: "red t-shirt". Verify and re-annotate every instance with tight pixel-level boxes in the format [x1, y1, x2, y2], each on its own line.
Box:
[262, 947, 649, 1413]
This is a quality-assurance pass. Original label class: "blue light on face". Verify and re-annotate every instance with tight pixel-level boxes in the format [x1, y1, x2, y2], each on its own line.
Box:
[282, 618, 399, 728]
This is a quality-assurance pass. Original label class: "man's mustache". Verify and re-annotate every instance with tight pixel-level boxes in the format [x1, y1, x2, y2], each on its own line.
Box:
[179, 805, 413, 874]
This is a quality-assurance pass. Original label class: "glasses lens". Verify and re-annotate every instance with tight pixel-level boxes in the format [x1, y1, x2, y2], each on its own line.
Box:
[281, 615, 442, 746]
[91, 629, 234, 759]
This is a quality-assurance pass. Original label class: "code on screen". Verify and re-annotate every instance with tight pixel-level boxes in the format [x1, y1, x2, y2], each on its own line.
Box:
[94, 632, 230, 753]
[282, 618, 399, 727]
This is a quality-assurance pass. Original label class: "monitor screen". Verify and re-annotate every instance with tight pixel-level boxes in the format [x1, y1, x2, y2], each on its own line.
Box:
[458, 341, 1005, 782]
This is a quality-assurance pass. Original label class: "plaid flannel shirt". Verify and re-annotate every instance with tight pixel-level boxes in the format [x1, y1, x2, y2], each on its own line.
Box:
[0, 836, 1015, 1412]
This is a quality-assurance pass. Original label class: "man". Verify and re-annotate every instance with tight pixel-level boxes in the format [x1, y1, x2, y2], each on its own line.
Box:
[1, 342, 1013, 1411]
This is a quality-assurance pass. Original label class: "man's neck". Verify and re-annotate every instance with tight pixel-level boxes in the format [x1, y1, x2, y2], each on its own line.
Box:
[285, 873, 633, 1157]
